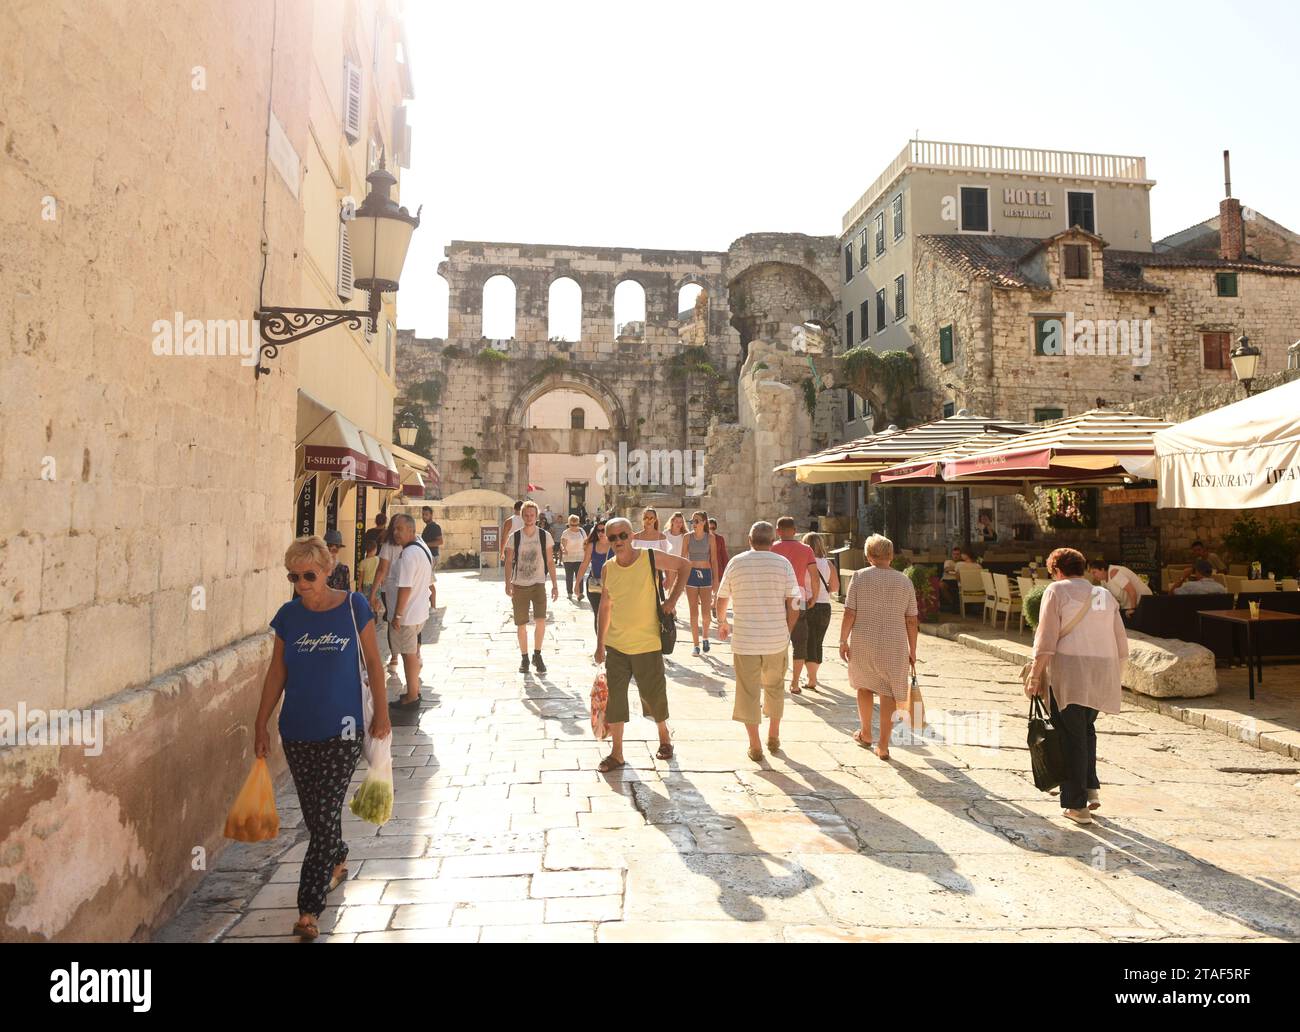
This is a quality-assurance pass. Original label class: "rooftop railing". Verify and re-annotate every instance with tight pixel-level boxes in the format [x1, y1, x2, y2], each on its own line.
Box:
[842, 140, 1152, 232]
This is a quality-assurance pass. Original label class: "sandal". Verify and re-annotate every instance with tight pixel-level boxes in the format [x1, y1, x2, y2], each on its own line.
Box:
[790, 683, 802, 695]
[852, 729, 873, 749]
[328, 863, 348, 893]
[597, 754, 626, 774]
[875, 748, 891, 762]
[656, 743, 674, 761]
[804, 681, 820, 692]
[767, 737, 780, 753]
[292, 915, 319, 940]
[747, 746, 764, 763]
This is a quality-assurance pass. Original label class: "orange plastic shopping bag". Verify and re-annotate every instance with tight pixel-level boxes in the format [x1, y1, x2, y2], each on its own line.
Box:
[223, 757, 280, 842]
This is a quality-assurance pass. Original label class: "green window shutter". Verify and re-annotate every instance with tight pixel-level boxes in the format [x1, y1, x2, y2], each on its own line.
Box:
[1034, 407, 1064, 423]
[1216, 272, 1237, 297]
[1034, 317, 1064, 356]
[939, 324, 953, 364]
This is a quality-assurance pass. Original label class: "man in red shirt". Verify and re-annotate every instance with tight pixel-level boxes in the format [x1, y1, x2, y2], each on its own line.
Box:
[771, 516, 818, 695]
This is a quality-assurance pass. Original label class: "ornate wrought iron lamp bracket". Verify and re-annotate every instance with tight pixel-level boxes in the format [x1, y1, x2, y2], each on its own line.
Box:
[253, 292, 382, 378]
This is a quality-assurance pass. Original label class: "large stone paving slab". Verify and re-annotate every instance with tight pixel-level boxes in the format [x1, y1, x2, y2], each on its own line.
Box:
[156, 570, 1300, 943]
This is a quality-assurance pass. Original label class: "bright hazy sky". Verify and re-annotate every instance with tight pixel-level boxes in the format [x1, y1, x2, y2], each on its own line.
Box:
[396, 0, 1300, 339]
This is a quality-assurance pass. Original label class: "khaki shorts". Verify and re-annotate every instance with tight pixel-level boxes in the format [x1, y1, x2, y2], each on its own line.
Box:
[392, 617, 426, 655]
[605, 647, 669, 724]
[732, 651, 788, 725]
[511, 583, 548, 625]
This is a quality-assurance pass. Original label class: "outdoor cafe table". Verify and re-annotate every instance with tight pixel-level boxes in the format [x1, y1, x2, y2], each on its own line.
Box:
[1197, 609, 1300, 700]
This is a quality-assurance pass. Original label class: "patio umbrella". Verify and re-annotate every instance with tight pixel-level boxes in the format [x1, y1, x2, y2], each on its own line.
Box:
[1139, 378, 1300, 509]
[774, 413, 1036, 484]
[941, 410, 1170, 485]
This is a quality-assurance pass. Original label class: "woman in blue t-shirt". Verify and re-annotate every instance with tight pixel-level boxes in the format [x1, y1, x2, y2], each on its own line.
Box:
[575, 521, 613, 638]
[254, 536, 390, 940]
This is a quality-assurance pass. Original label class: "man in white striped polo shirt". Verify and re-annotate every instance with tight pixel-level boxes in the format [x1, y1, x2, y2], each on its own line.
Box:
[716, 521, 802, 762]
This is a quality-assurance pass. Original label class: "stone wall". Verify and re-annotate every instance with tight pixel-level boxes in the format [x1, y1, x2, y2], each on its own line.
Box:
[1, 0, 314, 939]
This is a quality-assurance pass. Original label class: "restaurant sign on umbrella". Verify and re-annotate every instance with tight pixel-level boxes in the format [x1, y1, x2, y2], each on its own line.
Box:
[1136, 378, 1300, 509]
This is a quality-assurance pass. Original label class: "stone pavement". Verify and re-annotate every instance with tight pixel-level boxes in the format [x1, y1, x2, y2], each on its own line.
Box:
[158, 570, 1300, 943]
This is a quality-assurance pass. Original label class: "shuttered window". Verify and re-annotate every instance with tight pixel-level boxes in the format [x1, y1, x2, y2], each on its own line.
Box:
[343, 60, 363, 144]
[337, 222, 354, 301]
[858, 228, 868, 269]
[845, 312, 854, 349]
[892, 194, 905, 239]
[894, 275, 906, 320]
[939, 324, 954, 364]
[874, 213, 886, 256]
[1202, 331, 1231, 369]
[875, 290, 886, 333]
[1034, 407, 1064, 422]
[1216, 272, 1238, 297]
[844, 241, 854, 283]
[1035, 316, 1065, 356]
[1062, 244, 1090, 279]
[942, 401, 955, 418]
[860, 300, 869, 339]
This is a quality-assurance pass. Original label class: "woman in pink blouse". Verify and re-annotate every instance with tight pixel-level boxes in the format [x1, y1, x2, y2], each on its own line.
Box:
[1025, 547, 1127, 825]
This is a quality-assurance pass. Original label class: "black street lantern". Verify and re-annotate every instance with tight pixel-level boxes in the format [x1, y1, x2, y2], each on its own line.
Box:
[1230, 334, 1261, 396]
[397, 412, 419, 448]
[253, 154, 420, 378]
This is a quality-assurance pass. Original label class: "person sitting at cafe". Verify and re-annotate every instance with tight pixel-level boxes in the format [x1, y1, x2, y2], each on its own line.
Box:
[1170, 541, 1227, 590]
[941, 547, 982, 611]
[1172, 559, 1227, 595]
[1087, 558, 1152, 617]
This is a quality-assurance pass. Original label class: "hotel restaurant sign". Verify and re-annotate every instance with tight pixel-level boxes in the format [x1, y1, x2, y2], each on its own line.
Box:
[1003, 187, 1054, 219]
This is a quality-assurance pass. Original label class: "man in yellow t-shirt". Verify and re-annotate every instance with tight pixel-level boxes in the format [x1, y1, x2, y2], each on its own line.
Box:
[357, 541, 380, 597]
[594, 517, 690, 772]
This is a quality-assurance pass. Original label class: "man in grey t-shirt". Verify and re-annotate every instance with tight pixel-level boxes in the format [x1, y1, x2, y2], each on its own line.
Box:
[1173, 560, 1227, 595]
[503, 501, 559, 674]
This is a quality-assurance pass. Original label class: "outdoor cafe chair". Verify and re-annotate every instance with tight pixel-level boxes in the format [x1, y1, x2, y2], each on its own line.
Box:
[958, 567, 985, 618]
[1016, 576, 1036, 632]
[980, 570, 997, 624]
[1281, 579, 1299, 592]
[992, 573, 1018, 632]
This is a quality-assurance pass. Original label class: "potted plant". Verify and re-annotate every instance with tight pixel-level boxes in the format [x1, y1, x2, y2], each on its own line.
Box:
[904, 564, 941, 622]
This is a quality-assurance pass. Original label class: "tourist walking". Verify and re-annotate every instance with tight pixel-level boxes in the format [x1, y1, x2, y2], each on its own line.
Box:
[324, 529, 351, 591]
[633, 507, 670, 551]
[255, 536, 389, 940]
[681, 510, 720, 655]
[716, 521, 801, 761]
[501, 500, 524, 546]
[357, 540, 380, 600]
[388, 515, 433, 708]
[594, 518, 689, 770]
[773, 516, 818, 695]
[575, 520, 612, 637]
[361, 512, 387, 555]
[503, 500, 559, 674]
[368, 520, 403, 672]
[708, 518, 729, 617]
[560, 514, 588, 600]
[1026, 547, 1126, 825]
[796, 533, 838, 691]
[838, 534, 918, 761]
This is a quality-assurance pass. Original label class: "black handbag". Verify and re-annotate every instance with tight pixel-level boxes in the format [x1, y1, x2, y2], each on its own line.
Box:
[645, 549, 677, 655]
[1026, 693, 1067, 792]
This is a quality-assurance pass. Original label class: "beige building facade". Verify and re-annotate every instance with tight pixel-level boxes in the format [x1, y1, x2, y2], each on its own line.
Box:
[0, 0, 415, 941]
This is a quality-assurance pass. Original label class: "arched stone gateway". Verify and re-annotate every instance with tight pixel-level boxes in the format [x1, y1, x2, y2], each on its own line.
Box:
[397, 232, 841, 539]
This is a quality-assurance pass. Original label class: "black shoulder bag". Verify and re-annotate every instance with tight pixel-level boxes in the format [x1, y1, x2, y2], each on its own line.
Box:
[645, 548, 676, 655]
[1026, 692, 1067, 792]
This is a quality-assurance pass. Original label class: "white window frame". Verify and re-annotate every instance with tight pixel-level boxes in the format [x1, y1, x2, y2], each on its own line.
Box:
[1065, 188, 1099, 236]
[957, 184, 992, 235]
[892, 193, 905, 241]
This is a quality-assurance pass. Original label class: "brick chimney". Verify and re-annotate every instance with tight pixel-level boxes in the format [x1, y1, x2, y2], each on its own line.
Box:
[1219, 149, 1244, 261]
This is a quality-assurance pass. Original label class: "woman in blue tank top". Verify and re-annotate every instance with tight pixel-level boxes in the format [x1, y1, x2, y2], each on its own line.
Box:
[254, 536, 390, 939]
[576, 521, 613, 638]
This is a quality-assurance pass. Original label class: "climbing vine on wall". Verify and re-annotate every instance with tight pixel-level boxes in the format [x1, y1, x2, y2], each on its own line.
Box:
[841, 348, 917, 426]
[801, 377, 818, 417]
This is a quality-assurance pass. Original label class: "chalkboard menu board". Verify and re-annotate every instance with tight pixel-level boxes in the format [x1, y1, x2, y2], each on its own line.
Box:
[1119, 526, 1161, 592]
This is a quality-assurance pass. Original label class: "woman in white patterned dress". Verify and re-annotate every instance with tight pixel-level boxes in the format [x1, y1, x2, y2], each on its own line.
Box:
[838, 534, 918, 760]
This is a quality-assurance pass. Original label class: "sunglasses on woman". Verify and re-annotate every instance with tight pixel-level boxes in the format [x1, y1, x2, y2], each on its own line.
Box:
[286, 571, 319, 583]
